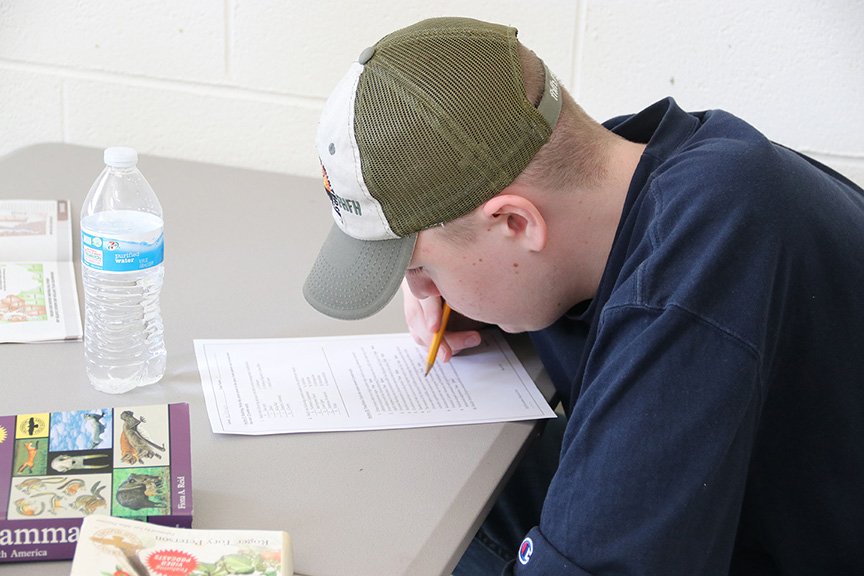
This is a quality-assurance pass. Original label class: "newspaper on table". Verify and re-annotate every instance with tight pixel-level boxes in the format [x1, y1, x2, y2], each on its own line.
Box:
[0, 199, 82, 343]
[195, 330, 556, 435]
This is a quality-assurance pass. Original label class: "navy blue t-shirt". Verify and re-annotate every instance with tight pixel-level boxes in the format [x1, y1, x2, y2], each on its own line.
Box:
[517, 98, 864, 575]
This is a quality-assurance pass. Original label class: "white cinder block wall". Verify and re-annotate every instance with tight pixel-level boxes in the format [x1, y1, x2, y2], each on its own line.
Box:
[2, 0, 863, 187]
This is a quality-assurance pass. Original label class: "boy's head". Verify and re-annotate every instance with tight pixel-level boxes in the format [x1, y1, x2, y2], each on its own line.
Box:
[303, 17, 562, 319]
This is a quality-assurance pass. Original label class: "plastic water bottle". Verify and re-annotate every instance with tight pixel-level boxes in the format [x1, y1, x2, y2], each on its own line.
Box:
[80, 147, 166, 393]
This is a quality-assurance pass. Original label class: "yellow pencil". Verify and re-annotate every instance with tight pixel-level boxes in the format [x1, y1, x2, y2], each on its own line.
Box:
[424, 302, 452, 376]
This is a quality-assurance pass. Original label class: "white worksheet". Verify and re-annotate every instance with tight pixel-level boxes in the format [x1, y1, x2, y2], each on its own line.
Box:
[194, 331, 555, 435]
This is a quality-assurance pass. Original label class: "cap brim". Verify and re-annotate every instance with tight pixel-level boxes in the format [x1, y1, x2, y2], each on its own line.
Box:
[303, 223, 417, 320]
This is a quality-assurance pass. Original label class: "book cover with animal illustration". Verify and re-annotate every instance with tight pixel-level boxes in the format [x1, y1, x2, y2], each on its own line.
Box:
[71, 515, 292, 576]
[0, 403, 192, 563]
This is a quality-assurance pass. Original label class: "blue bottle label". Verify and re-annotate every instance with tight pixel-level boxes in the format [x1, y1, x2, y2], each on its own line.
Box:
[81, 231, 164, 272]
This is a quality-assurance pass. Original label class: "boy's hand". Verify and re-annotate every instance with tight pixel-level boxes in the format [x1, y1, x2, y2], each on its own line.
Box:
[401, 279, 484, 364]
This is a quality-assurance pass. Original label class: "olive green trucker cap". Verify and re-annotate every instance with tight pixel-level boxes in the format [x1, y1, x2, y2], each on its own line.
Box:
[303, 17, 562, 320]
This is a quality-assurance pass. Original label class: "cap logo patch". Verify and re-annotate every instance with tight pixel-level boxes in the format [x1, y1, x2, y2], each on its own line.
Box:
[549, 74, 560, 101]
[321, 160, 362, 223]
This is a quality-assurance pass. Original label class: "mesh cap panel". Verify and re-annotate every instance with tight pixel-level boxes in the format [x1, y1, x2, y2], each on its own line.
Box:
[354, 18, 552, 237]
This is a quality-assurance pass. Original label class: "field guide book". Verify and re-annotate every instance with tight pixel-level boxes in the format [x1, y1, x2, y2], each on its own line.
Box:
[0, 403, 192, 563]
[0, 199, 83, 343]
[71, 515, 293, 576]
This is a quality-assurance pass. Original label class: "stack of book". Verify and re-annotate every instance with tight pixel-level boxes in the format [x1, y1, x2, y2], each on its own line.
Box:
[0, 403, 192, 563]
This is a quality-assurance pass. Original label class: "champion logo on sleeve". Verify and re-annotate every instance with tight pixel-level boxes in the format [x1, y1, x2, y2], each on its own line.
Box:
[518, 536, 534, 565]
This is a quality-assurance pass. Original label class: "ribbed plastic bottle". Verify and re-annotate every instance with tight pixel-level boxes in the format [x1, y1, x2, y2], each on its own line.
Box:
[80, 147, 166, 393]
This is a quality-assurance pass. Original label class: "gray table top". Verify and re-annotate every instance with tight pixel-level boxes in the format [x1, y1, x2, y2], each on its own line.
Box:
[0, 143, 551, 576]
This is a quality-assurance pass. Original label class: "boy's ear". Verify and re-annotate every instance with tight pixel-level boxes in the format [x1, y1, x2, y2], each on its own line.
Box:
[481, 194, 548, 251]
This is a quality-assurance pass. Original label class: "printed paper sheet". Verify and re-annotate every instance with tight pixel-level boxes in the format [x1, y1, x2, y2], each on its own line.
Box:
[194, 331, 555, 434]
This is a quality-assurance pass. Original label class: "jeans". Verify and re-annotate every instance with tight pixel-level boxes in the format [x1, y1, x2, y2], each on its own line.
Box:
[453, 414, 567, 576]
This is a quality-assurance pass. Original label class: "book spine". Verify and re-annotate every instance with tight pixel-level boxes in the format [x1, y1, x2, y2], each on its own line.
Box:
[169, 403, 193, 521]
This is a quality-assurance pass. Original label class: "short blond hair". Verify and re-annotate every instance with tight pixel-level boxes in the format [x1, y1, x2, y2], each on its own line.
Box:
[437, 44, 610, 246]
[515, 44, 610, 190]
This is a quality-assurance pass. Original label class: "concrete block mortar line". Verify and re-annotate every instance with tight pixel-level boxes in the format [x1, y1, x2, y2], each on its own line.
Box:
[570, 0, 590, 102]
[0, 56, 323, 110]
[61, 80, 68, 142]
[224, 0, 233, 82]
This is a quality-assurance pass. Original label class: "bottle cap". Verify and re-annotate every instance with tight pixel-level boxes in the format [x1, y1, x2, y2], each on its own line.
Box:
[104, 147, 138, 168]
